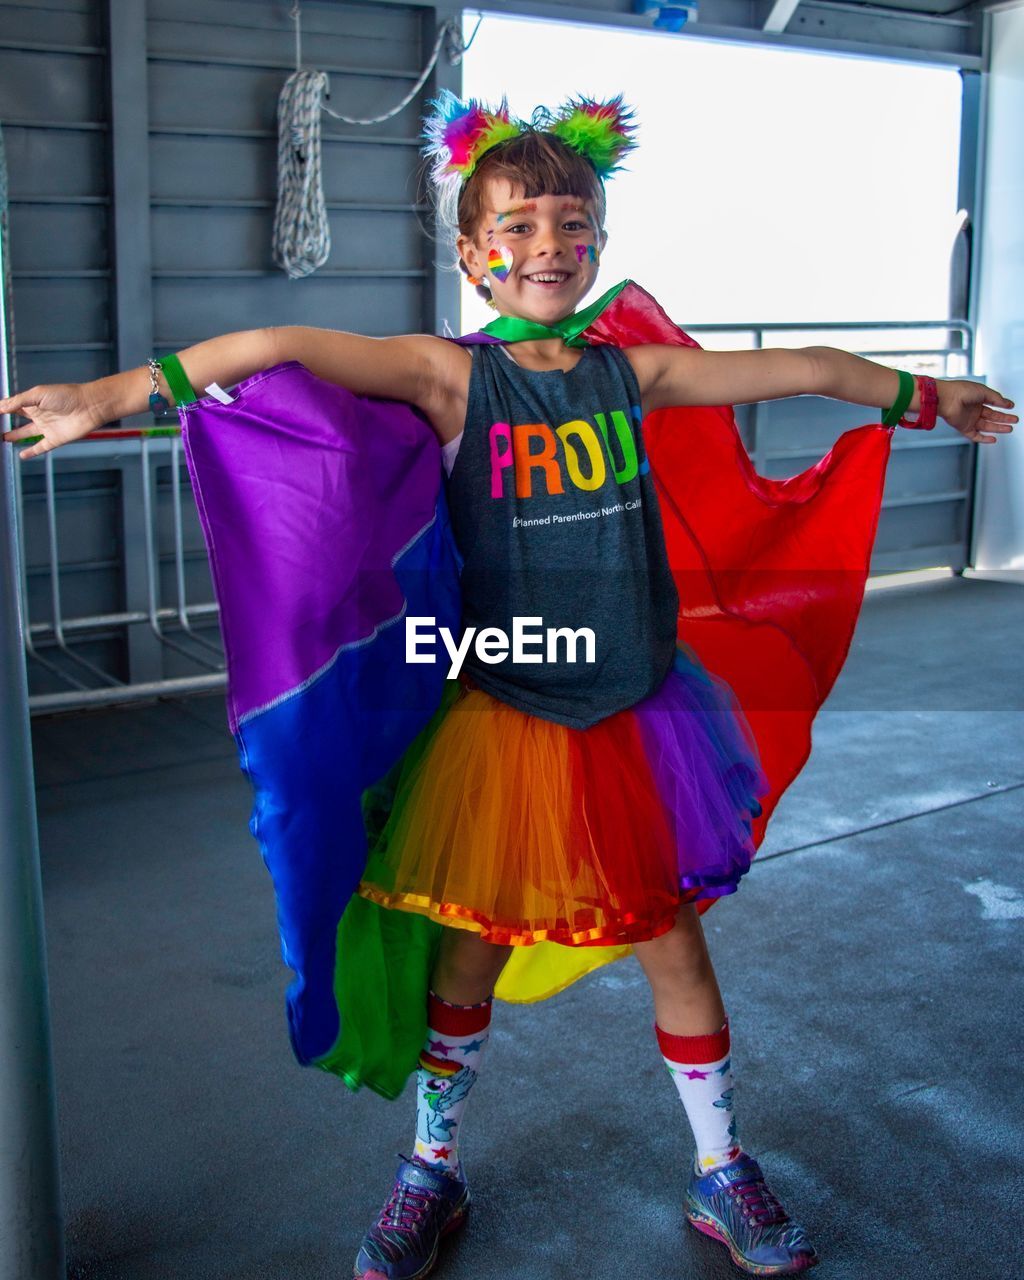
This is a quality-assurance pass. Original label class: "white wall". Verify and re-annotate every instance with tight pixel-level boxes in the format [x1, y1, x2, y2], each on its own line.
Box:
[972, 3, 1024, 575]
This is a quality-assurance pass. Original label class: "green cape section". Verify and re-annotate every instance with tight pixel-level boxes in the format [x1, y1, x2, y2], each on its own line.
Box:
[315, 681, 460, 1098]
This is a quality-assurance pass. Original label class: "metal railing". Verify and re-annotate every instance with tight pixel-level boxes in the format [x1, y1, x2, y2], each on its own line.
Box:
[9, 317, 974, 716]
[15, 428, 227, 714]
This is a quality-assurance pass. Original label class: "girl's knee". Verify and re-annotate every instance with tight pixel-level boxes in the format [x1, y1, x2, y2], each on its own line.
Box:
[634, 906, 713, 980]
[434, 926, 512, 996]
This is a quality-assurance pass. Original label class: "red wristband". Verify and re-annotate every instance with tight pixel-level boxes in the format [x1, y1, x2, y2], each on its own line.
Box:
[898, 375, 938, 431]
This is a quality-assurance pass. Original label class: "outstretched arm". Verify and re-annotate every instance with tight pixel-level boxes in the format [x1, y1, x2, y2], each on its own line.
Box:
[1, 327, 464, 460]
[627, 344, 1016, 444]
[1, 327, 279, 459]
[271, 328, 450, 405]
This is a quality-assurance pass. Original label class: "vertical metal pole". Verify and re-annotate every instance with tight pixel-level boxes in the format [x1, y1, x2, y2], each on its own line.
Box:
[0, 189, 65, 1280]
[106, 0, 163, 683]
[957, 67, 984, 570]
[962, 48, 988, 570]
[950, 70, 981, 354]
[423, 7, 463, 337]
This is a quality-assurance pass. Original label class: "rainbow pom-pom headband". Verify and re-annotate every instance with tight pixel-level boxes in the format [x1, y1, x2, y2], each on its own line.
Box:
[423, 90, 639, 190]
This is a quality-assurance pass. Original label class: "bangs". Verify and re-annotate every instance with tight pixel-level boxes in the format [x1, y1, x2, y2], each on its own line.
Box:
[456, 132, 606, 235]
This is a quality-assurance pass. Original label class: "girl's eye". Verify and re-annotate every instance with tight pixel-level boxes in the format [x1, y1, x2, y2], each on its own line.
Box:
[563, 221, 588, 233]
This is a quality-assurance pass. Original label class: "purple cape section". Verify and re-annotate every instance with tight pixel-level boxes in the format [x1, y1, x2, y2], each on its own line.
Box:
[182, 362, 462, 1082]
[454, 331, 504, 345]
[182, 362, 454, 730]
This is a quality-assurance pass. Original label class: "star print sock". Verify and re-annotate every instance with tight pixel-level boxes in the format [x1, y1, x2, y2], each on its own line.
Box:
[657, 1018, 741, 1174]
[413, 990, 492, 1175]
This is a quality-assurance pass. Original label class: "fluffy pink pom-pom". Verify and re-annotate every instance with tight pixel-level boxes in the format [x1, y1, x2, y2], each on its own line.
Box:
[423, 91, 523, 183]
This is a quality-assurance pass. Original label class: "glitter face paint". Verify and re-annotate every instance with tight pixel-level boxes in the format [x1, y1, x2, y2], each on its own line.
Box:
[495, 203, 537, 225]
[487, 245, 514, 282]
[561, 202, 599, 232]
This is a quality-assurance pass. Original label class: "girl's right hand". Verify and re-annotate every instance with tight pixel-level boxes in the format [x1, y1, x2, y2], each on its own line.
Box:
[0, 384, 101, 460]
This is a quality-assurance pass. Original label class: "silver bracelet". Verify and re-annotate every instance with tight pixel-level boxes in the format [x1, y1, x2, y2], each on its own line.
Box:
[147, 358, 171, 418]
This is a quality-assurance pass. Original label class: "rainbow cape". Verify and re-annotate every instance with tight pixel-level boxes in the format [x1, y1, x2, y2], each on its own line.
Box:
[181, 281, 893, 1099]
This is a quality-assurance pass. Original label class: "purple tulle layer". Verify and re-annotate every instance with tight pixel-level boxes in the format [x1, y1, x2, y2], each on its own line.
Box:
[632, 646, 770, 902]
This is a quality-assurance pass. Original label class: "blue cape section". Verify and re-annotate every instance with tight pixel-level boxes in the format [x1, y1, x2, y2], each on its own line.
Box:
[233, 492, 462, 1067]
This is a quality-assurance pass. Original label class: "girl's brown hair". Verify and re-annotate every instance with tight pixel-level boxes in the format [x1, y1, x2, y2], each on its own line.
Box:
[453, 131, 607, 305]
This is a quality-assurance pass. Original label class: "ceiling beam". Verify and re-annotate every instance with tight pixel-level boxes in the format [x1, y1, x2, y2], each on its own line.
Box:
[763, 0, 802, 32]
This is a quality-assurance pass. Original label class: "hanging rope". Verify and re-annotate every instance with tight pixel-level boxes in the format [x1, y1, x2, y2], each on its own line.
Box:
[271, 70, 332, 279]
[272, 7, 475, 280]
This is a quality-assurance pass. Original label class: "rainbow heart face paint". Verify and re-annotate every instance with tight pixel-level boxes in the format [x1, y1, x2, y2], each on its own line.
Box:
[487, 245, 514, 282]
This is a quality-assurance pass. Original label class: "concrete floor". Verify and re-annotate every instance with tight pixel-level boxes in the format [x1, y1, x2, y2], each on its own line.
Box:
[32, 574, 1024, 1280]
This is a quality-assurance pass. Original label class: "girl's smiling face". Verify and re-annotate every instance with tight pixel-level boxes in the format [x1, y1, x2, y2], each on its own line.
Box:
[458, 178, 606, 326]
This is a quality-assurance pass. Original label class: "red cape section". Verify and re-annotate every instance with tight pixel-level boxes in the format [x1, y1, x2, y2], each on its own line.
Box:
[584, 283, 894, 869]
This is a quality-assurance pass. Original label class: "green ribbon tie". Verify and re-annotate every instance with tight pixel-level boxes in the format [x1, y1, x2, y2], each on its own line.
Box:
[480, 280, 630, 347]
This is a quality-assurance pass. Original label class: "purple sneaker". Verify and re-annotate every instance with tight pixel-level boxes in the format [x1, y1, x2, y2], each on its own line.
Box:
[686, 1152, 819, 1276]
[353, 1154, 470, 1280]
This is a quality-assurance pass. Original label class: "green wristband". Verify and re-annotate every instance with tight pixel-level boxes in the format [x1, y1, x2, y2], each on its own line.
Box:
[158, 352, 199, 407]
[881, 370, 915, 427]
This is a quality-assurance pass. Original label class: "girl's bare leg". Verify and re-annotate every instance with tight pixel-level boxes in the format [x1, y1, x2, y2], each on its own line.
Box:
[430, 924, 513, 1003]
[632, 903, 726, 1035]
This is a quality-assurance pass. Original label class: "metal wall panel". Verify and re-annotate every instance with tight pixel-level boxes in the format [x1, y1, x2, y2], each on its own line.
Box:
[0, 3, 111, 390]
[20, 469, 122, 621]
[145, 0, 431, 353]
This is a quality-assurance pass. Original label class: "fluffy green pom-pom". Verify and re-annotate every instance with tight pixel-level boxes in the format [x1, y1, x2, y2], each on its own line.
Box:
[550, 95, 639, 177]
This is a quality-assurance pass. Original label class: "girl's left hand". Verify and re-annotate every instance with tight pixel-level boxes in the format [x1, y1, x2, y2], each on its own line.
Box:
[937, 380, 1017, 443]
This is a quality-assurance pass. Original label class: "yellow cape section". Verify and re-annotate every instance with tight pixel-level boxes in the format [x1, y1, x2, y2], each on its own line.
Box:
[494, 937, 633, 1003]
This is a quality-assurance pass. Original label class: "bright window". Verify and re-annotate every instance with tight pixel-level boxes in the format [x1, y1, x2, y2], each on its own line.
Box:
[459, 15, 963, 349]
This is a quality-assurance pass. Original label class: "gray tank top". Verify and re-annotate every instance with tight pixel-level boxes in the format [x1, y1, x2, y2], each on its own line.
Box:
[445, 342, 678, 728]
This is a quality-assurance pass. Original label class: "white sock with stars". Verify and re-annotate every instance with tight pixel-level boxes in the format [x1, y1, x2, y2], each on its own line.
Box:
[657, 1019, 741, 1174]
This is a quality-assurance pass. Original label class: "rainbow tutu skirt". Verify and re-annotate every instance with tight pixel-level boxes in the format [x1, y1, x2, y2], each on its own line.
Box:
[357, 644, 771, 948]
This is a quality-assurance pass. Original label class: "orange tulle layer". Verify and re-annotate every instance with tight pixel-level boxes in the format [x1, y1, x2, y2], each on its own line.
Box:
[356, 663, 759, 946]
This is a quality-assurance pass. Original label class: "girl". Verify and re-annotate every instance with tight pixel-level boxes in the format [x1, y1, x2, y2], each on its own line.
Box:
[1, 95, 1014, 1280]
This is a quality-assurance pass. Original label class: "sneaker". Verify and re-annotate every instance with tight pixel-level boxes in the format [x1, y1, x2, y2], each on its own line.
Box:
[685, 1152, 819, 1276]
[353, 1154, 470, 1280]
